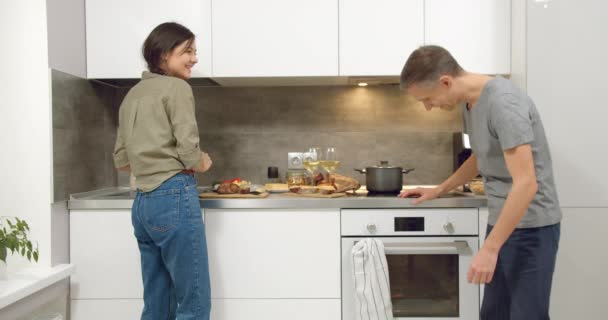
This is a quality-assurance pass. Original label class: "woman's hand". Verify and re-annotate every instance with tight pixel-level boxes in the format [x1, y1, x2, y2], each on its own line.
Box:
[194, 152, 212, 173]
[397, 187, 441, 205]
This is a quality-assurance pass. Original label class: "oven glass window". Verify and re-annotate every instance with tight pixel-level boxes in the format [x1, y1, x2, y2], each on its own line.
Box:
[387, 254, 459, 317]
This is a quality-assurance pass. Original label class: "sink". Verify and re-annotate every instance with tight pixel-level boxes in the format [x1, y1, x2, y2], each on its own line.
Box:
[95, 186, 212, 199]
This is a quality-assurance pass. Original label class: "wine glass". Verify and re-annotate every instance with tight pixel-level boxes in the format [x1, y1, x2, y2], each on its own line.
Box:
[303, 147, 321, 183]
[320, 147, 340, 175]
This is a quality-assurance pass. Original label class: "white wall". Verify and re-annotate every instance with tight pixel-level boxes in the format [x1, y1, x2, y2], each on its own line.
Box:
[521, 1, 608, 318]
[47, 0, 86, 78]
[510, 0, 526, 90]
[550, 208, 608, 320]
[0, 1, 53, 268]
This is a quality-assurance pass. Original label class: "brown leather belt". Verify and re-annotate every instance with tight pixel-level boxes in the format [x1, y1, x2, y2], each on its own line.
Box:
[180, 169, 195, 175]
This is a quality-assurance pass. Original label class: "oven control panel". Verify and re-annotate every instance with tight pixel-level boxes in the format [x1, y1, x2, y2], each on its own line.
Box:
[341, 208, 479, 236]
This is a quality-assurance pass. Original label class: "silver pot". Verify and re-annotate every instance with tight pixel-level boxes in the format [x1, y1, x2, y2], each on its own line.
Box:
[355, 161, 415, 193]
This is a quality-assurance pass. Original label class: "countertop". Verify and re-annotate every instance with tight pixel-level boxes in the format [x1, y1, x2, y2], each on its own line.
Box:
[69, 186, 487, 210]
[0, 264, 75, 310]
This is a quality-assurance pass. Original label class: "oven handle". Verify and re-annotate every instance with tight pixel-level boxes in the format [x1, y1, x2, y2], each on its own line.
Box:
[382, 240, 471, 255]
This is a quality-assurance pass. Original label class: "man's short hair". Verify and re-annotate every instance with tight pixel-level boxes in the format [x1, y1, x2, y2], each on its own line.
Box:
[400, 45, 464, 89]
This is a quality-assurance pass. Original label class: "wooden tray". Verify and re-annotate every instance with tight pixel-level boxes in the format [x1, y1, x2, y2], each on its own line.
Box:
[280, 192, 347, 198]
[199, 192, 269, 199]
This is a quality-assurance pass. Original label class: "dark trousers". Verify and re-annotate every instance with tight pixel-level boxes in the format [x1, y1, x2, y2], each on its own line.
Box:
[480, 223, 561, 320]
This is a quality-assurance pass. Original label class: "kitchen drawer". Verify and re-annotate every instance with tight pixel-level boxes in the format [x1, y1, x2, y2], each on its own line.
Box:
[71, 299, 143, 320]
[205, 209, 341, 298]
[70, 209, 142, 299]
[211, 299, 340, 320]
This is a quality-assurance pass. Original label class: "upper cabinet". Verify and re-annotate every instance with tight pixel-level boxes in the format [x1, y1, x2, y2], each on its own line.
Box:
[84, 0, 511, 79]
[339, 0, 424, 76]
[425, 0, 511, 74]
[85, 0, 212, 78]
[211, 0, 339, 77]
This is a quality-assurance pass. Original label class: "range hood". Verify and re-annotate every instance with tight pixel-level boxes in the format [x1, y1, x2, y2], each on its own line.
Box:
[212, 75, 400, 87]
[92, 77, 220, 88]
[91, 76, 401, 88]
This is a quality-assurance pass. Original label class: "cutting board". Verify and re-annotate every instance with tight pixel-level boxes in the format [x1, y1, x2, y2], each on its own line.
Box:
[199, 192, 269, 199]
[280, 192, 347, 198]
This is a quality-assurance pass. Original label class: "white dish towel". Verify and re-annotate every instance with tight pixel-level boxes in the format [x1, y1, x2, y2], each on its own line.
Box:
[351, 238, 394, 320]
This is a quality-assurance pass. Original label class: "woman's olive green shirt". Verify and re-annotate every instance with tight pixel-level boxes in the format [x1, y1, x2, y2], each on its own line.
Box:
[113, 72, 202, 192]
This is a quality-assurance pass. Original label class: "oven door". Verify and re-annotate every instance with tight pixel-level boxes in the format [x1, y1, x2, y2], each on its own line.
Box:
[342, 237, 479, 320]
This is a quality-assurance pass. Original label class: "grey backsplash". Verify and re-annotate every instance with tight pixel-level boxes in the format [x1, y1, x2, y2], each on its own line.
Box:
[53, 74, 464, 196]
[192, 86, 463, 186]
[52, 70, 118, 201]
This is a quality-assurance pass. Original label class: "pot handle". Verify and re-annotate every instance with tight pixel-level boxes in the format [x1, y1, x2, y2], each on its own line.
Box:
[402, 168, 415, 174]
[354, 168, 366, 174]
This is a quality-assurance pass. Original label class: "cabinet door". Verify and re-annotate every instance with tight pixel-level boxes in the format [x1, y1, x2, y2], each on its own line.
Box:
[86, 0, 212, 78]
[212, 0, 339, 77]
[527, 0, 608, 207]
[70, 210, 142, 298]
[425, 0, 510, 74]
[211, 299, 341, 320]
[71, 299, 144, 320]
[205, 209, 341, 298]
[550, 208, 607, 319]
[339, 0, 424, 76]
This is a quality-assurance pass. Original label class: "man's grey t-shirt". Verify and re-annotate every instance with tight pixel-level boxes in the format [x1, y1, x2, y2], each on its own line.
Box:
[463, 76, 562, 228]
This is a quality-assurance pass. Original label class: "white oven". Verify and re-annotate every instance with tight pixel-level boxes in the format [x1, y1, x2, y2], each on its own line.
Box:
[341, 209, 479, 320]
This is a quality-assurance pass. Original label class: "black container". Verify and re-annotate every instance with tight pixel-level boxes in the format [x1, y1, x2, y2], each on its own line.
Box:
[355, 161, 414, 193]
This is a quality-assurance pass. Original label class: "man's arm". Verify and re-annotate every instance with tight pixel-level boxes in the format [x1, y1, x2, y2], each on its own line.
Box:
[436, 154, 479, 195]
[399, 154, 479, 202]
[468, 143, 538, 284]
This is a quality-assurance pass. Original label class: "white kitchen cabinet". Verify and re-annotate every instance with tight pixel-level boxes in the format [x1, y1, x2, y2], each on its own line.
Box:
[550, 208, 607, 319]
[211, 0, 339, 77]
[71, 299, 144, 320]
[85, 0, 212, 78]
[204, 209, 341, 298]
[211, 299, 341, 320]
[339, 0, 424, 76]
[424, 0, 511, 74]
[70, 210, 142, 299]
[527, 0, 608, 207]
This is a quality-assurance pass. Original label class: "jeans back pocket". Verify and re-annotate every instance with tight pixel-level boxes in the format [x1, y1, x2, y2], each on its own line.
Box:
[142, 188, 181, 233]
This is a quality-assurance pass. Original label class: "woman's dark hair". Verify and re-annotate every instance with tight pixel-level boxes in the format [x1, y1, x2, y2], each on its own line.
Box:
[400, 45, 463, 90]
[142, 22, 195, 75]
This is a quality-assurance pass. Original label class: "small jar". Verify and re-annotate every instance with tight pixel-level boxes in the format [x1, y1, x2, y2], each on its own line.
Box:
[468, 178, 485, 195]
[286, 169, 310, 187]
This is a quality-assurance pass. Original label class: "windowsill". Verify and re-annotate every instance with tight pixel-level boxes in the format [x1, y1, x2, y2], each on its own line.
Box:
[0, 264, 75, 310]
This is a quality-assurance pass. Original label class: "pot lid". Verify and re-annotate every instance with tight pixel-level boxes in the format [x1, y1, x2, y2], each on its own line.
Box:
[369, 160, 400, 169]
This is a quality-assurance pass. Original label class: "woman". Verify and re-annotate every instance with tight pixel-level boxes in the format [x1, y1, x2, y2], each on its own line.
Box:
[113, 22, 212, 320]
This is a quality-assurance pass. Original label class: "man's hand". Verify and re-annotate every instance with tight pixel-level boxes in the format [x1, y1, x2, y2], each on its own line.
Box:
[398, 187, 441, 205]
[467, 246, 499, 284]
[193, 152, 212, 173]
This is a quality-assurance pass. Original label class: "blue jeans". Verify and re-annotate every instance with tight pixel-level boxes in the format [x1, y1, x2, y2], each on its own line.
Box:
[481, 223, 560, 320]
[132, 173, 211, 320]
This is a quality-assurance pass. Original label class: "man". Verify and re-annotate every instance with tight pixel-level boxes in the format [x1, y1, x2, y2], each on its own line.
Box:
[398, 45, 562, 320]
